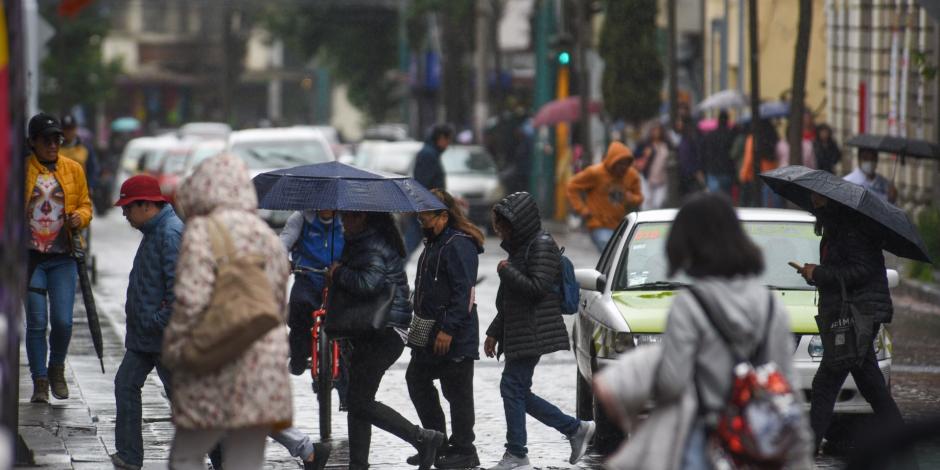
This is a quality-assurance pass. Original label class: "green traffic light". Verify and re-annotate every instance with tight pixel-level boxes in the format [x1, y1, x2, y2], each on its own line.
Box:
[558, 51, 570, 65]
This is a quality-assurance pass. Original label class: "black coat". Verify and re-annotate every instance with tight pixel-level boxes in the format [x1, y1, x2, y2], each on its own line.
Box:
[334, 227, 413, 329]
[413, 226, 483, 361]
[812, 213, 893, 324]
[414, 139, 446, 191]
[485, 192, 570, 360]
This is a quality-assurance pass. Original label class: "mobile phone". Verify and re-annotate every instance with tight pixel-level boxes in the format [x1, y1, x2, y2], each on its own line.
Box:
[788, 261, 803, 271]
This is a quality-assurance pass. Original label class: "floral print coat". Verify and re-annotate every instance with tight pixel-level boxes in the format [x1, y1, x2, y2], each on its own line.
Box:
[162, 153, 292, 430]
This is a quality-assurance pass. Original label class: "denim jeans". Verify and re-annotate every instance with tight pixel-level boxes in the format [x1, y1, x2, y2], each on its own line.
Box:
[406, 355, 476, 454]
[170, 426, 268, 470]
[500, 356, 580, 457]
[589, 228, 615, 253]
[26, 254, 77, 379]
[272, 427, 315, 460]
[114, 349, 172, 467]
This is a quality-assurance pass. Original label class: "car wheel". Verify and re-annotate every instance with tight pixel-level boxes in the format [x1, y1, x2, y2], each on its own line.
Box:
[576, 368, 594, 421]
[587, 352, 625, 455]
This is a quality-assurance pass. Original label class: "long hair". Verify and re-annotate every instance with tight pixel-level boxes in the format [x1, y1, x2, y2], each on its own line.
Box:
[666, 193, 764, 278]
[365, 212, 406, 257]
[430, 189, 485, 247]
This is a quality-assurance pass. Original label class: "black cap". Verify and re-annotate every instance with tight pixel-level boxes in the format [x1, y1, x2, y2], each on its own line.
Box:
[28, 113, 63, 140]
[61, 114, 78, 129]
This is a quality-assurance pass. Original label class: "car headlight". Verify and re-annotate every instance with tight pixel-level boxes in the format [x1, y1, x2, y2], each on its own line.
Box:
[633, 334, 662, 347]
[808, 335, 824, 358]
[612, 332, 633, 353]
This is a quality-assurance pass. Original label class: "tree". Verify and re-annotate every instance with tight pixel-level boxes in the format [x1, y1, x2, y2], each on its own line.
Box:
[38, 3, 121, 114]
[599, 0, 663, 126]
[787, 0, 812, 167]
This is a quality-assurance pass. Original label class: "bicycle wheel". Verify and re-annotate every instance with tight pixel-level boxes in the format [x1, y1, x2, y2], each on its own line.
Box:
[317, 328, 333, 439]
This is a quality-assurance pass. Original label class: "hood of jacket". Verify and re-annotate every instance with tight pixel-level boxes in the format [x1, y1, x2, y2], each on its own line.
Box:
[687, 277, 773, 355]
[602, 141, 634, 173]
[177, 153, 257, 218]
[493, 191, 542, 249]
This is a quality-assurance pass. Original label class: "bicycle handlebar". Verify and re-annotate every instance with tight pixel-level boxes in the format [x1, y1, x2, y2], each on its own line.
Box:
[292, 266, 329, 275]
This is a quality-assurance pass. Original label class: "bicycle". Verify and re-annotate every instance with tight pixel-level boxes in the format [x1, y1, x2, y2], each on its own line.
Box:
[292, 266, 341, 440]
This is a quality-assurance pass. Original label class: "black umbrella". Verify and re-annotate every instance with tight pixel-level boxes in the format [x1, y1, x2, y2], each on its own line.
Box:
[844, 134, 940, 164]
[760, 166, 931, 263]
[70, 231, 105, 373]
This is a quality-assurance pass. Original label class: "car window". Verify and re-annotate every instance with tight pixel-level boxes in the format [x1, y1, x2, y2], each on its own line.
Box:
[142, 149, 169, 173]
[187, 143, 224, 170]
[161, 152, 189, 175]
[613, 221, 821, 290]
[597, 217, 629, 273]
[442, 148, 497, 174]
[231, 140, 331, 169]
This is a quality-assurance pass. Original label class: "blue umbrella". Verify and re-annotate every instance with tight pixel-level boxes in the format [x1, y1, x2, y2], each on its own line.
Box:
[110, 116, 141, 132]
[252, 161, 446, 213]
[737, 101, 791, 125]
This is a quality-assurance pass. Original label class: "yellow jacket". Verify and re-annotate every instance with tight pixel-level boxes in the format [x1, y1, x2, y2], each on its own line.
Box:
[26, 154, 93, 230]
[566, 141, 644, 230]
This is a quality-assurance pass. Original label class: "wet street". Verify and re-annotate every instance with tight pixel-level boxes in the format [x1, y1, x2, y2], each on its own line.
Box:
[22, 209, 940, 469]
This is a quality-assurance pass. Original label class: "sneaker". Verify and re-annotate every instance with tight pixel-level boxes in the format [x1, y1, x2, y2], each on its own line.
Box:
[414, 428, 445, 470]
[567, 421, 596, 464]
[48, 364, 69, 399]
[110, 453, 142, 470]
[303, 442, 331, 470]
[486, 451, 532, 470]
[406, 453, 420, 466]
[30, 378, 49, 403]
[436, 450, 481, 469]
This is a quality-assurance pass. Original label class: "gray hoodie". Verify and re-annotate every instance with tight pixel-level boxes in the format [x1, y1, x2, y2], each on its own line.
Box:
[654, 277, 814, 468]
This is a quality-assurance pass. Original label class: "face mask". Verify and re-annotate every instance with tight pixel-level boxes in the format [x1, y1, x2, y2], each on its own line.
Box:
[422, 227, 437, 240]
[860, 161, 875, 176]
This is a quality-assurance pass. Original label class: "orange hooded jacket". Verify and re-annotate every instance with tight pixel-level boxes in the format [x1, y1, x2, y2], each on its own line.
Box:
[566, 142, 644, 230]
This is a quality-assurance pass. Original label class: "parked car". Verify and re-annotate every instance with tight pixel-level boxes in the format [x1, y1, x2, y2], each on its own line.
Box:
[179, 122, 232, 140]
[113, 134, 181, 203]
[227, 127, 336, 226]
[183, 139, 226, 178]
[155, 141, 197, 204]
[352, 141, 505, 228]
[571, 208, 898, 441]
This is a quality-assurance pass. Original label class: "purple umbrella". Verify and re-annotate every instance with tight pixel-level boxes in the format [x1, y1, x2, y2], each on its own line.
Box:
[532, 96, 603, 127]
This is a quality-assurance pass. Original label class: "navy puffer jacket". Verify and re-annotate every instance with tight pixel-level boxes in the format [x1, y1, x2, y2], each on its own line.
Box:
[333, 227, 412, 329]
[486, 192, 570, 360]
[126, 204, 184, 353]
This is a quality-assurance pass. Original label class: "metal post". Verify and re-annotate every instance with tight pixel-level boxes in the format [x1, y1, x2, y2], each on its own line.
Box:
[738, 0, 745, 93]
[749, 0, 761, 205]
[721, 0, 729, 90]
[575, 0, 592, 167]
[474, 0, 489, 142]
[668, 0, 679, 127]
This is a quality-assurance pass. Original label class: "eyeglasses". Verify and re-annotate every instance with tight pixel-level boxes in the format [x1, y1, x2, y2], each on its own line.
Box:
[38, 135, 65, 146]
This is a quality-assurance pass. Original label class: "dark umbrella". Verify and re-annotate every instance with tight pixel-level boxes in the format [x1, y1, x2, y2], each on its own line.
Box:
[252, 161, 446, 213]
[844, 134, 940, 164]
[760, 165, 931, 263]
[70, 231, 105, 373]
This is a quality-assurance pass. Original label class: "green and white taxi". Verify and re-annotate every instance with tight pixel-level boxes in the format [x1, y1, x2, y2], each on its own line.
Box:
[571, 209, 898, 433]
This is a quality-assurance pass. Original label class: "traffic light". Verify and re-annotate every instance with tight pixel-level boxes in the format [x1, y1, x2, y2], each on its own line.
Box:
[558, 51, 571, 65]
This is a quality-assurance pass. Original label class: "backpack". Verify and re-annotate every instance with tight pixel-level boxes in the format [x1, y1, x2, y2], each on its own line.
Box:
[525, 235, 580, 315]
[688, 288, 803, 468]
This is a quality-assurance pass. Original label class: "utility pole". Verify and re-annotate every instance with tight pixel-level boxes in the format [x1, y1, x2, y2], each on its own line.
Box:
[575, 0, 592, 166]
[668, 0, 678, 127]
[721, 0, 729, 90]
[787, 0, 813, 168]
[474, 0, 489, 143]
[748, 0, 761, 206]
[737, 0, 745, 94]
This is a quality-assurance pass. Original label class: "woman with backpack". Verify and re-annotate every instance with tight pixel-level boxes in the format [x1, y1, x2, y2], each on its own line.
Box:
[483, 192, 595, 470]
[596, 193, 812, 469]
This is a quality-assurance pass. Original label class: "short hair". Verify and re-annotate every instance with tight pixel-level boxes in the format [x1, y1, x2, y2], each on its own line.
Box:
[430, 124, 454, 142]
[666, 192, 764, 278]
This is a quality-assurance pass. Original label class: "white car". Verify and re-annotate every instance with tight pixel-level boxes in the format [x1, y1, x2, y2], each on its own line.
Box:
[228, 127, 336, 227]
[571, 208, 897, 440]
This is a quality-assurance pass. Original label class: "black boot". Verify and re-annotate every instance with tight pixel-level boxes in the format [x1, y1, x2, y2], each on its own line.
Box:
[414, 428, 445, 470]
[303, 442, 331, 470]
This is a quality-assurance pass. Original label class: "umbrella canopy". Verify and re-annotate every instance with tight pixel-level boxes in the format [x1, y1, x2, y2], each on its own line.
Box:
[760, 165, 931, 263]
[696, 89, 748, 112]
[110, 116, 141, 133]
[737, 101, 791, 125]
[252, 161, 447, 213]
[844, 134, 940, 162]
[532, 96, 603, 127]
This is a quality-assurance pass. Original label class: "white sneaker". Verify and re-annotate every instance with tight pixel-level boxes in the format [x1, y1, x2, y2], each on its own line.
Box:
[567, 421, 596, 464]
[487, 451, 533, 470]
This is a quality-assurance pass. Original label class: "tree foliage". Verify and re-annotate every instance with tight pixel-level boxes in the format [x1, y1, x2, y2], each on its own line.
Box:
[39, 3, 122, 113]
[599, 0, 663, 124]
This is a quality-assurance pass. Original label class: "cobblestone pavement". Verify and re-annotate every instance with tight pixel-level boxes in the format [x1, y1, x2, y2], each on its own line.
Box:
[17, 210, 940, 469]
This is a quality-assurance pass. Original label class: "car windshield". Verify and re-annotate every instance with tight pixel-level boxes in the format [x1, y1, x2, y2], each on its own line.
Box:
[442, 147, 497, 174]
[231, 140, 331, 169]
[615, 221, 821, 291]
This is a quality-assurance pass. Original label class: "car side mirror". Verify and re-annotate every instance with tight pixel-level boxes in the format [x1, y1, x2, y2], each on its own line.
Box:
[575, 268, 607, 292]
[886, 269, 899, 289]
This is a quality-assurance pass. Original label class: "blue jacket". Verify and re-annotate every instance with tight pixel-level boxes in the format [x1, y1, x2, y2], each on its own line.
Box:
[413, 138, 446, 191]
[125, 205, 184, 353]
[334, 227, 412, 329]
[413, 226, 482, 361]
[286, 213, 344, 291]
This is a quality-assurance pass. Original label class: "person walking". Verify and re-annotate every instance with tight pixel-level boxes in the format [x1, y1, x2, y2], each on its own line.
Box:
[566, 142, 644, 252]
[843, 148, 898, 204]
[596, 193, 813, 469]
[330, 211, 444, 470]
[405, 189, 484, 469]
[24, 112, 92, 403]
[813, 124, 842, 174]
[59, 114, 99, 191]
[484, 192, 595, 470]
[161, 154, 305, 470]
[108, 175, 183, 470]
[701, 110, 737, 196]
[405, 124, 454, 256]
[674, 117, 705, 197]
[793, 192, 903, 453]
[634, 123, 670, 210]
[738, 118, 782, 208]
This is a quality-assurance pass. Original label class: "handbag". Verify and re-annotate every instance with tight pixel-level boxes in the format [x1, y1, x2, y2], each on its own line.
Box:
[178, 217, 281, 374]
[815, 276, 873, 369]
[323, 280, 395, 340]
[407, 313, 437, 348]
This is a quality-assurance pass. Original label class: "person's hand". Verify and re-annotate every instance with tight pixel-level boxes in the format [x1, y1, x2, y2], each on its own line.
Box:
[326, 262, 341, 285]
[433, 331, 453, 356]
[497, 260, 509, 272]
[798, 263, 817, 283]
[67, 213, 82, 229]
[484, 336, 498, 358]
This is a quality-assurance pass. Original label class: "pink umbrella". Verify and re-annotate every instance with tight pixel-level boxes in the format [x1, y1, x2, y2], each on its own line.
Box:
[532, 96, 603, 127]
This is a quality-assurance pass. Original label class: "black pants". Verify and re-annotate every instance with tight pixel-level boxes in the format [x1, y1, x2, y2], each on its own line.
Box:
[406, 354, 476, 455]
[347, 328, 420, 468]
[810, 344, 903, 447]
[288, 275, 324, 364]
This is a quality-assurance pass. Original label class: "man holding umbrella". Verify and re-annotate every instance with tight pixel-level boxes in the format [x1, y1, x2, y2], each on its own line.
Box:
[111, 174, 183, 470]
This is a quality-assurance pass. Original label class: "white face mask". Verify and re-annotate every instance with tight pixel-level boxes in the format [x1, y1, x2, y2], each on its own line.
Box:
[860, 161, 875, 176]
